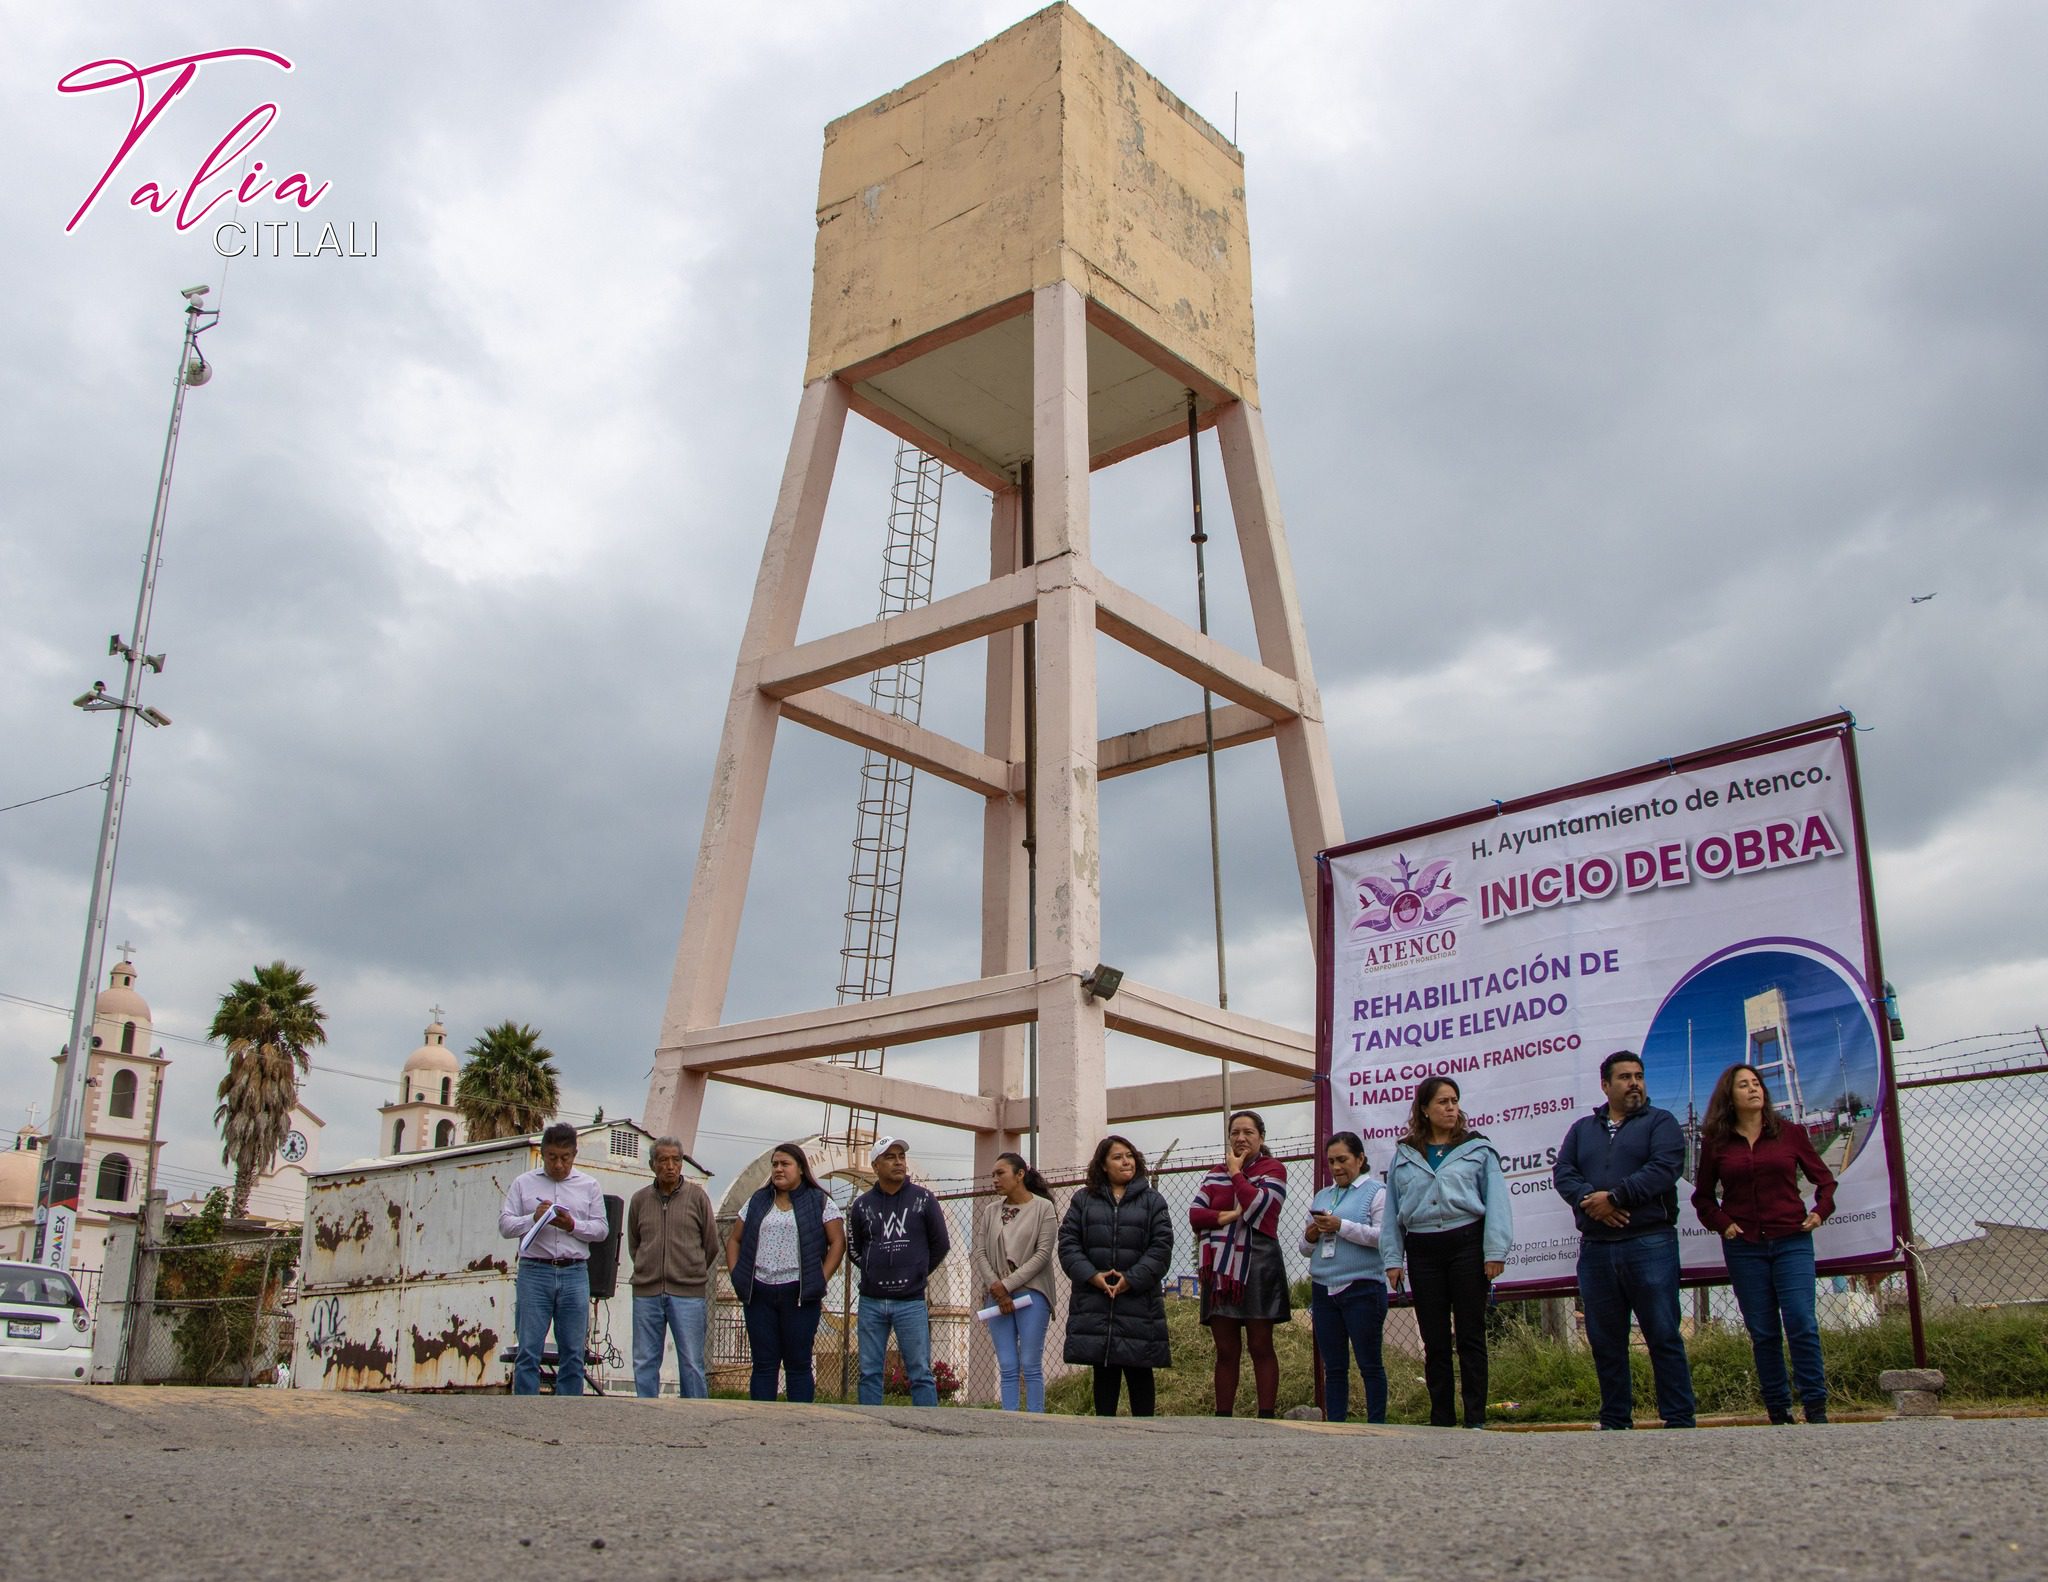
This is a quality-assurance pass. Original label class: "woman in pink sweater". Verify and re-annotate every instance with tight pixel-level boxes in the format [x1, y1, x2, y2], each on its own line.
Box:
[1190, 1109, 1291, 1417]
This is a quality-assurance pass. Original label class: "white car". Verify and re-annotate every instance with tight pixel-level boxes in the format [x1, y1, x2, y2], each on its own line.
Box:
[0, 1262, 93, 1382]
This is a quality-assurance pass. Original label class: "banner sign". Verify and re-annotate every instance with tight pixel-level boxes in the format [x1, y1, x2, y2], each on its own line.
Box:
[1318, 719, 1902, 1291]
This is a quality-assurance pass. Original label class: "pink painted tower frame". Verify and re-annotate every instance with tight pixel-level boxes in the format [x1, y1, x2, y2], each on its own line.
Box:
[644, 5, 1342, 1175]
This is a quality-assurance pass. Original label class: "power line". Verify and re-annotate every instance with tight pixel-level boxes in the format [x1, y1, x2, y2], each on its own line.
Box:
[0, 988, 418, 1086]
[0, 777, 110, 815]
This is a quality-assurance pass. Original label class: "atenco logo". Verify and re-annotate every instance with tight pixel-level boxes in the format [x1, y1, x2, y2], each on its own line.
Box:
[57, 49, 331, 234]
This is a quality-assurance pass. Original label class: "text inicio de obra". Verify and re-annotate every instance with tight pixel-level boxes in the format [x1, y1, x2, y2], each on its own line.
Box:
[1477, 810, 1842, 924]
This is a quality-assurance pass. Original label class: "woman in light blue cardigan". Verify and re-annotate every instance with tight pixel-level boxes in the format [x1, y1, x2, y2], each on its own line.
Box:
[1380, 1077, 1513, 1427]
[1301, 1130, 1389, 1422]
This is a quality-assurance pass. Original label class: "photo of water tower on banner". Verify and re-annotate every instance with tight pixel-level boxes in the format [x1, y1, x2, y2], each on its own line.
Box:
[1316, 714, 1909, 1293]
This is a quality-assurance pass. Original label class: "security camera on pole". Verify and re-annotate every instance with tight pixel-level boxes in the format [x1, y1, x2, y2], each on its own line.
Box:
[36, 285, 219, 1270]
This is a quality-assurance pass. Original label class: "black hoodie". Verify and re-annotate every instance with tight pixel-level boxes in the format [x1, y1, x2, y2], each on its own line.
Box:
[847, 1181, 951, 1300]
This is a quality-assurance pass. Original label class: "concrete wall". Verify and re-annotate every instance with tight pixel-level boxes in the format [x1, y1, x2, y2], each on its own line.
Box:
[296, 1128, 676, 1392]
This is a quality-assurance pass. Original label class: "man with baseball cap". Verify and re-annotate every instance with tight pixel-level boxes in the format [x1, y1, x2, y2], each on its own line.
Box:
[848, 1135, 952, 1406]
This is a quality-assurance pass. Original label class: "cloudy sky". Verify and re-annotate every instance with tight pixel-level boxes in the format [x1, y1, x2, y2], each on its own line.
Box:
[3, 2, 2043, 1214]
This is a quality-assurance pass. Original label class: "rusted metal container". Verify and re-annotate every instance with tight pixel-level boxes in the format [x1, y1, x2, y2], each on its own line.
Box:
[295, 1122, 701, 1392]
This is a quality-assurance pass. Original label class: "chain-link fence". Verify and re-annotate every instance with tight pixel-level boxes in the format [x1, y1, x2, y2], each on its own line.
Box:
[116, 1231, 299, 1386]
[701, 1054, 2048, 1409]
[1896, 1055, 2048, 1311]
[707, 1144, 1398, 1405]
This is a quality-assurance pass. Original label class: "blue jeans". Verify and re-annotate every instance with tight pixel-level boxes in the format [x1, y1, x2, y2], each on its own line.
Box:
[1311, 1279, 1389, 1423]
[986, 1293, 1050, 1412]
[1577, 1230, 1695, 1428]
[632, 1294, 709, 1399]
[858, 1295, 934, 1406]
[742, 1281, 821, 1402]
[1722, 1232, 1825, 1413]
[513, 1259, 590, 1396]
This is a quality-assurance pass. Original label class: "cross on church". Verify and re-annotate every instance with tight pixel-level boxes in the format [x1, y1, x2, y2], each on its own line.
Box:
[117, 940, 136, 960]
[429, 1004, 445, 1023]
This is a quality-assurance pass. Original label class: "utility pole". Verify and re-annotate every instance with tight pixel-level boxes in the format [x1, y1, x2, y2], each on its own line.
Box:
[36, 286, 218, 1270]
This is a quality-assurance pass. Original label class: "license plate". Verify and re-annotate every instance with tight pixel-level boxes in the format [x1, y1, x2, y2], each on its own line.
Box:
[6, 1320, 43, 1339]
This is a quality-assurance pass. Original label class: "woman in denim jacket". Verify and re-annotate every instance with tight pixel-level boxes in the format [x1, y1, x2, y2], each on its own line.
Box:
[1381, 1077, 1513, 1427]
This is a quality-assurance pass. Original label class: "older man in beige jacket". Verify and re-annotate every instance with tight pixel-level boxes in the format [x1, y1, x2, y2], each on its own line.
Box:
[628, 1137, 720, 1397]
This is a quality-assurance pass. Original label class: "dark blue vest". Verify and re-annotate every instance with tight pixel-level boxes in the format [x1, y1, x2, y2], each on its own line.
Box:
[731, 1184, 828, 1305]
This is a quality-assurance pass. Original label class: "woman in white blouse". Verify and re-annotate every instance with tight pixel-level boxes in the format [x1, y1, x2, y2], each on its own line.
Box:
[724, 1142, 846, 1401]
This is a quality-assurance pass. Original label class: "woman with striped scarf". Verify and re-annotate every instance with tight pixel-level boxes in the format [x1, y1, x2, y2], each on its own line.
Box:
[1190, 1109, 1291, 1417]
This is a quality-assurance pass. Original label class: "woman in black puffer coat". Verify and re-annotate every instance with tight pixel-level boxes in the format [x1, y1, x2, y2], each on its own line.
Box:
[1059, 1134, 1175, 1416]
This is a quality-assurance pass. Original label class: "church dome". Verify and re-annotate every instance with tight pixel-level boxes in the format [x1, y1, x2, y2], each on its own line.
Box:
[94, 959, 149, 1024]
[403, 1020, 460, 1078]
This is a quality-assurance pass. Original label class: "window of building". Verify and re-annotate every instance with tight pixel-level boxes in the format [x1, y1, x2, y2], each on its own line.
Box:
[109, 1068, 138, 1119]
[121, 1020, 136, 1054]
[392, 1120, 405, 1153]
[441, 1076, 451, 1105]
[435, 1119, 454, 1148]
[610, 1127, 639, 1161]
[96, 1152, 132, 1202]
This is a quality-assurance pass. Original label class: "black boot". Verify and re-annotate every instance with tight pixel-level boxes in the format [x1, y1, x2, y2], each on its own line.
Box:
[1803, 1401, 1829, 1425]
[1767, 1405, 1795, 1425]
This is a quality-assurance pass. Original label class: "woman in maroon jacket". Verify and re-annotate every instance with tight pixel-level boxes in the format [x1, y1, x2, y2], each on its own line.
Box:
[1693, 1063, 1838, 1424]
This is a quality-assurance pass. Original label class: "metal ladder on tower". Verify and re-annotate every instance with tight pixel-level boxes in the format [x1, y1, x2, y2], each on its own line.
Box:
[820, 441, 946, 1152]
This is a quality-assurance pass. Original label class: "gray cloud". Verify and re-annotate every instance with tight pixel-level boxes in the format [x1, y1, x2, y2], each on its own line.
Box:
[4, 2, 2042, 1210]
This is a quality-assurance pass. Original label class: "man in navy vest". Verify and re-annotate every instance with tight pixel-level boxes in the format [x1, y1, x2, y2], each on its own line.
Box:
[848, 1136, 951, 1406]
[1553, 1051, 1697, 1429]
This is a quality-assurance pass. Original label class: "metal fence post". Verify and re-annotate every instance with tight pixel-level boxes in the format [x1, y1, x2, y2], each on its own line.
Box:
[243, 1240, 276, 1385]
[122, 1188, 167, 1385]
[838, 1252, 852, 1401]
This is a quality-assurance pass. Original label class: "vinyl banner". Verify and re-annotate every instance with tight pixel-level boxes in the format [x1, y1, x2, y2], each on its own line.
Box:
[1319, 721, 1901, 1291]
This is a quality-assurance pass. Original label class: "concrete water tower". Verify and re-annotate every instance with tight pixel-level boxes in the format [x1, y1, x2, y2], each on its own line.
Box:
[645, 5, 1341, 1175]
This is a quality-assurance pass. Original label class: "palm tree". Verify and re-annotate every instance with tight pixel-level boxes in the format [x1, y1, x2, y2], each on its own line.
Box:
[456, 1022, 562, 1141]
[210, 960, 326, 1217]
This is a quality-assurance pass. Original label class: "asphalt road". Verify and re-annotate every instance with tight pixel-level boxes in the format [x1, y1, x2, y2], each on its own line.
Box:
[7, 1385, 2042, 1581]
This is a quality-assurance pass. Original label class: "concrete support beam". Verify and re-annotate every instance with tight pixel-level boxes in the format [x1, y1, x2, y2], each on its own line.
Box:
[1216, 400, 1346, 925]
[664, 971, 1043, 1072]
[647, 378, 849, 1148]
[1032, 281, 1091, 562]
[756, 567, 1039, 700]
[715, 1060, 1001, 1134]
[1101, 978, 1315, 1076]
[1105, 1066, 1315, 1126]
[976, 488, 1031, 1179]
[781, 686, 1010, 798]
[1093, 571, 1305, 721]
[1030, 283, 1107, 1175]
[1098, 703, 1275, 781]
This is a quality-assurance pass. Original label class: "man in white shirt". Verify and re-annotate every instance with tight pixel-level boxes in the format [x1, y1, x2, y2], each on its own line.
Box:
[498, 1122, 611, 1395]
